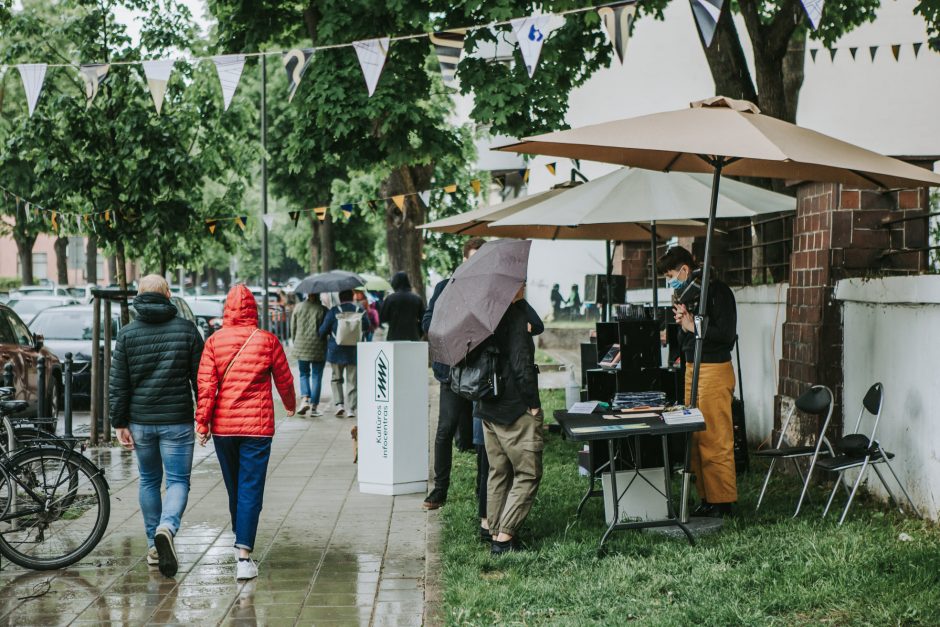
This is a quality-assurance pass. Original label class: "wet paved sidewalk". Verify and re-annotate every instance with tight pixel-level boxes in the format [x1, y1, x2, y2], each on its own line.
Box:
[0, 398, 433, 625]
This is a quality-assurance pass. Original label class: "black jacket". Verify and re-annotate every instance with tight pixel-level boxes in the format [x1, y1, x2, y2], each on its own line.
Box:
[381, 272, 425, 341]
[109, 292, 204, 428]
[478, 300, 541, 425]
[678, 279, 736, 363]
[424, 279, 451, 382]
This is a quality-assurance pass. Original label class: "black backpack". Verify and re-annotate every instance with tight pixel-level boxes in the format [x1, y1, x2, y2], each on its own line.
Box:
[450, 340, 503, 401]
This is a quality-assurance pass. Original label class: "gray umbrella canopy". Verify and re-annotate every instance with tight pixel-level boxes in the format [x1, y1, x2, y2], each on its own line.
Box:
[295, 270, 364, 294]
[428, 240, 531, 367]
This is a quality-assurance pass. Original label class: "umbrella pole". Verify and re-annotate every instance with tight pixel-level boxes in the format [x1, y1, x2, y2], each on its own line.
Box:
[605, 240, 613, 322]
[650, 221, 658, 318]
[681, 158, 725, 522]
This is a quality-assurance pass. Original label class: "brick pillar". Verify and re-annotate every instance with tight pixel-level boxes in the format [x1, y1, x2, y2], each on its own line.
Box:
[776, 181, 929, 442]
[614, 241, 653, 289]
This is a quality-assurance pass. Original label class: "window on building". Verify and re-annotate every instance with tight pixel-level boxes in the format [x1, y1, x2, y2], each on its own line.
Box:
[33, 253, 48, 280]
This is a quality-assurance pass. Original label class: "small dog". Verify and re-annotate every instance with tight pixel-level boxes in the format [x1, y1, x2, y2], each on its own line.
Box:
[351, 426, 358, 463]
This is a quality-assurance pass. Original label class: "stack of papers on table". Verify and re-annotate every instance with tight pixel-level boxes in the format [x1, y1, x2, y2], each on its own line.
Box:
[662, 408, 705, 425]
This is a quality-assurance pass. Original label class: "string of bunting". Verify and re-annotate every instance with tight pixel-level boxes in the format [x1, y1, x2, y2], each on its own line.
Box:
[0, 183, 120, 235]
[808, 41, 935, 63]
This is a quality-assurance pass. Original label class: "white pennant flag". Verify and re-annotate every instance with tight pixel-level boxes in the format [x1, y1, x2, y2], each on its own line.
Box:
[79, 64, 110, 104]
[353, 37, 390, 97]
[800, 0, 824, 30]
[419, 190, 431, 207]
[142, 59, 175, 114]
[17, 64, 47, 117]
[262, 214, 275, 230]
[212, 55, 246, 111]
[511, 15, 556, 78]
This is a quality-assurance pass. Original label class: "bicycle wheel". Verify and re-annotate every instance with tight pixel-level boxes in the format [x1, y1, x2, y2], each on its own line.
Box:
[0, 447, 110, 570]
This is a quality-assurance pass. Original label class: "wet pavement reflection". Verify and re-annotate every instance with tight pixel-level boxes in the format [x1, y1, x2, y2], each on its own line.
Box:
[1, 398, 430, 626]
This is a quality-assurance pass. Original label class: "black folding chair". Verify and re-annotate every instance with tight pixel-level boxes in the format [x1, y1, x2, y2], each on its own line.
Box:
[818, 383, 920, 524]
[754, 385, 835, 516]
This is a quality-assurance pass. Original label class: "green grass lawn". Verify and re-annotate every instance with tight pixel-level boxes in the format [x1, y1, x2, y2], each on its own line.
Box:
[534, 349, 558, 366]
[440, 390, 940, 626]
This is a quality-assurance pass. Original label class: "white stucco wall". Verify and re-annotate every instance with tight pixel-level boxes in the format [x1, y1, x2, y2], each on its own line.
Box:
[835, 276, 940, 519]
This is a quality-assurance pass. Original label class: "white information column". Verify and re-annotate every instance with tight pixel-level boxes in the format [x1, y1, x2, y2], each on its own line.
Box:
[357, 341, 429, 495]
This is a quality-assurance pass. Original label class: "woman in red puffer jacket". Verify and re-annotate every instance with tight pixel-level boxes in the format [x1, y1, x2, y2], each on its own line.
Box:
[194, 284, 295, 581]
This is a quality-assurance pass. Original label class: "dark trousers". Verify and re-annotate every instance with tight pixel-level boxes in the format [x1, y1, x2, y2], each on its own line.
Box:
[432, 383, 473, 495]
[213, 435, 272, 552]
[476, 444, 489, 520]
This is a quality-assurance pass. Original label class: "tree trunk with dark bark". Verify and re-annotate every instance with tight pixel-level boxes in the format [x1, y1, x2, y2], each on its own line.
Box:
[15, 235, 36, 286]
[54, 237, 69, 285]
[115, 241, 130, 325]
[381, 164, 434, 301]
[85, 233, 98, 284]
[308, 214, 321, 273]
[320, 214, 335, 271]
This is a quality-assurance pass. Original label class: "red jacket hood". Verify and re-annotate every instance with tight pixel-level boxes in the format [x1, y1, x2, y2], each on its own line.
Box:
[224, 285, 259, 327]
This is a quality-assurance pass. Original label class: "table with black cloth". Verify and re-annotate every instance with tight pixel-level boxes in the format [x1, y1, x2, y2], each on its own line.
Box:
[554, 410, 705, 552]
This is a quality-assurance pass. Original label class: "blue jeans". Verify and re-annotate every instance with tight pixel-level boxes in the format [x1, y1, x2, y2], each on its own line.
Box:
[298, 360, 325, 405]
[213, 436, 272, 552]
[129, 422, 195, 548]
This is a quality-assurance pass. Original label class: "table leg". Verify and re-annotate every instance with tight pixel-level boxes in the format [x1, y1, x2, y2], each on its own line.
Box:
[599, 439, 620, 553]
[663, 434, 695, 546]
[680, 432, 693, 523]
[577, 458, 608, 518]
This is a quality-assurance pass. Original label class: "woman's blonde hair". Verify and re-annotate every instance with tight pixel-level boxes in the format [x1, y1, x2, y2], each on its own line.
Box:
[138, 274, 170, 297]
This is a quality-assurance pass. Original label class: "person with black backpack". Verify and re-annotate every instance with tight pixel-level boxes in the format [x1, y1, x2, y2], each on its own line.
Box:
[478, 288, 543, 555]
[318, 290, 372, 418]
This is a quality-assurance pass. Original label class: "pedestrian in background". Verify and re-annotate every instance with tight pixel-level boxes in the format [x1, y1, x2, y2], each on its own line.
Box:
[195, 285, 296, 580]
[109, 274, 204, 578]
[354, 290, 380, 341]
[380, 271, 425, 341]
[319, 289, 372, 418]
[291, 292, 328, 417]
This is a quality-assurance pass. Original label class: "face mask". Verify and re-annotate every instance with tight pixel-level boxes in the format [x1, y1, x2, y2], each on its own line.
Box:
[667, 277, 684, 290]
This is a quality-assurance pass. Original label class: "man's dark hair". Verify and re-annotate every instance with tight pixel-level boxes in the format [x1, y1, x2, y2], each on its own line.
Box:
[463, 237, 486, 258]
[657, 246, 696, 275]
[390, 271, 411, 291]
[338, 289, 354, 302]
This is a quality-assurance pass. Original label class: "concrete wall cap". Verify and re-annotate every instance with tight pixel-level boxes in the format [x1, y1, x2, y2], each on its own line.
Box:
[834, 275, 940, 305]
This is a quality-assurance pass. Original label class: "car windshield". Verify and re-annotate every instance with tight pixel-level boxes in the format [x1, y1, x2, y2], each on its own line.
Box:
[17, 289, 55, 296]
[186, 300, 224, 316]
[29, 310, 120, 340]
[66, 288, 87, 298]
[8, 299, 69, 317]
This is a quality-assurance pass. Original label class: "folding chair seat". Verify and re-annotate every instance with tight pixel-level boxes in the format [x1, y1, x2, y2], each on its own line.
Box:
[755, 385, 834, 515]
[819, 383, 920, 524]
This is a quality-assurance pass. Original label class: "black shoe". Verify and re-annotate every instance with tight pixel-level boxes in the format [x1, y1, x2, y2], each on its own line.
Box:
[479, 527, 493, 543]
[153, 527, 178, 578]
[422, 488, 447, 510]
[692, 502, 733, 518]
[691, 501, 712, 517]
[490, 539, 518, 555]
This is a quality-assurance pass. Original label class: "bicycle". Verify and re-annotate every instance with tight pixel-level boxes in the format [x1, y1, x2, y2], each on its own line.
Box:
[0, 396, 110, 570]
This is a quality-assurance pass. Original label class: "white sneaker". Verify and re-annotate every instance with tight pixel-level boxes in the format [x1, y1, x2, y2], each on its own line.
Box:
[236, 558, 258, 580]
[297, 397, 311, 416]
[309, 406, 323, 417]
[146, 546, 159, 567]
[335, 406, 346, 417]
[345, 411, 356, 418]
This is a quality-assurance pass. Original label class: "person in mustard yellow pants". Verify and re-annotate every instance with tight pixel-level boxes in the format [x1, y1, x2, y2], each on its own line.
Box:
[659, 246, 738, 517]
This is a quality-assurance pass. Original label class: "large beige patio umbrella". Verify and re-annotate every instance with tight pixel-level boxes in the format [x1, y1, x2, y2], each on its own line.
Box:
[498, 96, 940, 410]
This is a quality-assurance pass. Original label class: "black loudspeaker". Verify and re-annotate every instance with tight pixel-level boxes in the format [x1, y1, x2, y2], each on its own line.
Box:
[586, 369, 618, 404]
[580, 343, 598, 387]
[619, 320, 661, 369]
[584, 274, 626, 304]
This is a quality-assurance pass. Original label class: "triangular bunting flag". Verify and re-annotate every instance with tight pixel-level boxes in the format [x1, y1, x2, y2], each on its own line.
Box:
[142, 59, 175, 114]
[105, 209, 111, 224]
[79, 64, 109, 104]
[419, 190, 431, 207]
[262, 214, 275, 230]
[518, 168, 530, 183]
[511, 15, 555, 78]
[353, 37, 391, 96]
[810, 49, 818, 62]
[913, 42, 922, 58]
[689, 0, 723, 48]
[849, 47, 858, 60]
[289, 210, 300, 226]
[597, 2, 637, 64]
[314, 206, 327, 221]
[367, 200, 379, 213]
[283, 49, 314, 102]
[471, 179, 481, 195]
[212, 55, 246, 111]
[429, 30, 466, 88]
[800, 0, 824, 30]
[545, 163, 557, 175]
[17, 64, 47, 117]
[235, 216, 247, 231]
[392, 195, 406, 211]
[443, 184, 457, 194]
[206, 220, 217, 234]
[51, 211, 58, 233]
[828, 48, 837, 62]
[869, 46, 878, 62]
[891, 44, 901, 61]
[341, 204, 353, 220]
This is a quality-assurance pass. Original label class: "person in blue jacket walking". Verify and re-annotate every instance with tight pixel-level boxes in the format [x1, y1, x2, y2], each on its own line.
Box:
[319, 290, 372, 418]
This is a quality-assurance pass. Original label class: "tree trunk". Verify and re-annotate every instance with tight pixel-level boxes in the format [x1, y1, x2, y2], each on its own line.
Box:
[54, 237, 70, 285]
[381, 164, 434, 300]
[159, 249, 168, 277]
[15, 235, 36, 286]
[85, 233, 98, 284]
[700, 7, 757, 102]
[320, 213, 335, 271]
[206, 266, 217, 294]
[115, 241, 130, 325]
[308, 214, 321, 274]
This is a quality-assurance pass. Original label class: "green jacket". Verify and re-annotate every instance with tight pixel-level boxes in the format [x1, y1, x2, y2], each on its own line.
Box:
[291, 299, 328, 362]
[109, 292, 204, 428]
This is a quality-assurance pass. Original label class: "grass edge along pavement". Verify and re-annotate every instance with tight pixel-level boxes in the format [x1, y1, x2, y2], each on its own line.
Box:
[439, 389, 940, 626]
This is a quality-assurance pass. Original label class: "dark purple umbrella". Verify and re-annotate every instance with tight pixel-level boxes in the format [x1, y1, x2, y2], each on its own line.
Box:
[428, 239, 531, 366]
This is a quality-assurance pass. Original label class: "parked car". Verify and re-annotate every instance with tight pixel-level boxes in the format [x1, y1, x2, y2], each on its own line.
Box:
[170, 296, 207, 340]
[10, 285, 74, 298]
[0, 304, 62, 418]
[6, 296, 80, 323]
[184, 297, 224, 336]
[65, 285, 96, 303]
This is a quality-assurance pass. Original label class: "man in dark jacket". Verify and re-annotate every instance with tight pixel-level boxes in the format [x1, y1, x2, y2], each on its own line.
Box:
[318, 290, 372, 418]
[422, 237, 486, 510]
[380, 272, 425, 341]
[110, 275, 204, 577]
[479, 290, 542, 555]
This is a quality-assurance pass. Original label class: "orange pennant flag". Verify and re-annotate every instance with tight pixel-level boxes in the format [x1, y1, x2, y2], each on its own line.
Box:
[444, 184, 457, 193]
[235, 216, 248, 231]
[104, 209, 111, 224]
[51, 211, 58, 232]
[206, 220, 217, 234]
[392, 195, 406, 210]
[471, 179, 481, 195]
[314, 206, 327, 221]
